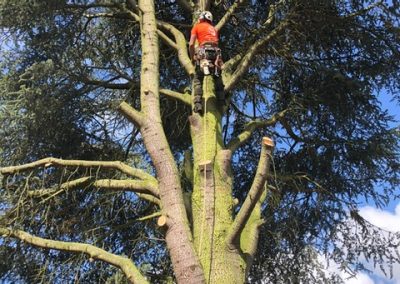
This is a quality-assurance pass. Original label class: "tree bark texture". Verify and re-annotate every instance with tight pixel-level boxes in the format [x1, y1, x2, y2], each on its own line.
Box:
[137, 0, 205, 282]
[0, 3, 276, 283]
[189, 76, 252, 283]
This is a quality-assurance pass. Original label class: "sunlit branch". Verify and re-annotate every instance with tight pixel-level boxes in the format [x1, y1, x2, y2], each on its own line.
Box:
[0, 158, 156, 184]
[93, 179, 159, 196]
[0, 227, 149, 284]
[157, 21, 195, 75]
[125, 9, 140, 21]
[118, 101, 146, 127]
[241, 189, 267, 277]
[123, 11, 194, 75]
[82, 12, 130, 19]
[157, 30, 178, 49]
[27, 177, 93, 198]
[27, 178, 159, 199]
[215, 0, 245, 31]
[223, 20, 290, 92]
[227, 109, 287, 153]
[80, 76, 132, 90]
[160, 88, 191, 105]
[226, 138, 275, 249]
[263, 0, 285, 26]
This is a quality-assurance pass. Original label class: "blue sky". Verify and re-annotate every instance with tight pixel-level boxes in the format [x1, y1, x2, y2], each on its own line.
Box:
[338, 91, 400, 284]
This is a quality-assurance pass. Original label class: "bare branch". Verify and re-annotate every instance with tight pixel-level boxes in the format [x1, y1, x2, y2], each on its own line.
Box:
[160, 88, 191, 105]
[157, 21, 195, 75]
[28, 178, 159, 200]
[0, 158, 156, 184]
[82, 12, 131, 20]
[215, 0, 245, 31]
[27, 177, 93, 198]
[226, 137, 275, 249]
[0, 227, 149, 284]
[157, 30, 178, 49]
[136, 211, 162, 221]
[118, 101, 146, 127]
[93, 179, 159, 196]
[223, 20, 290, 92]
[227, 109, 287, 153]
[124, 9, 141, 21]
[80, 76, 132, 90]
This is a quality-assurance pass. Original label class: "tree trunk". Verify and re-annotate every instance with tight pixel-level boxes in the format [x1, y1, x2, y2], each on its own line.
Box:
[139, 3, 266, 282]
[189, 76, 250, 283]
[138, 0, 205, 282]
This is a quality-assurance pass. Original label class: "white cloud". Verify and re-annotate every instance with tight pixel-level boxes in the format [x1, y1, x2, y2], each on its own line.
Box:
[318, 253, 375, 284]
[322, 202, 400, 284]
[359, 203, 400, 232]
[356, 202, 400, 284]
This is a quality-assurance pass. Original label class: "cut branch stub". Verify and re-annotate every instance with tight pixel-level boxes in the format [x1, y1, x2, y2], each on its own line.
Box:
[157, 215, 168, 227]
[198, 160, 213, 181]
[262, 137, 275, 149]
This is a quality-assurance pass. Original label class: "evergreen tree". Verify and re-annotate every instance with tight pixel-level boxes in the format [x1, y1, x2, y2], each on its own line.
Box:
[0, 0, 399, 282]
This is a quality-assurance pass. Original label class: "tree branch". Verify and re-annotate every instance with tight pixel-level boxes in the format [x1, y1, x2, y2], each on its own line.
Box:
[223, 20, 290, 92]
[27, 178, 159, 200]
[345, 1, 383, 18]
[263, 0, 285, 26]
[227, 109, 287, 153]
[0, 158, 156, 184]
[0, 227, 149, 284]
[93, 179, 159, 196]
[80, 76, 132, 90]
[157, 30, 178, 49]
[226, 137, 275, 249]
[157, 21, 195, 75]
[159, 88, 191, 105]
[215, 0, 245, 31]
[82, 12, 131, 20]
[118, 101, 146, 127]
[280, 116, 305, 142]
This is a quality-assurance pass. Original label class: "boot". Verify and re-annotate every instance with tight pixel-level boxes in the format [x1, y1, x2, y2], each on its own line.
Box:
[193, 102, 203, 114]
[193, 95, 203, 114]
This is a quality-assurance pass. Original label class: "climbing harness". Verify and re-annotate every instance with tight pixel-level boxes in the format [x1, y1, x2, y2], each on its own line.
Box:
[195, 43, 223, 76]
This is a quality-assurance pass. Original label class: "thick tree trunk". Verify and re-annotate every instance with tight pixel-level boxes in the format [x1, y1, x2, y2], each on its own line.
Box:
[189, 76, 249, 283]
[139, 3, 269, 282]
[138, 0, 205, 282]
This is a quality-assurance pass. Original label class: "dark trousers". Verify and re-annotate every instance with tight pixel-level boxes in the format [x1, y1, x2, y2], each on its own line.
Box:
[193, 66, 224, 105]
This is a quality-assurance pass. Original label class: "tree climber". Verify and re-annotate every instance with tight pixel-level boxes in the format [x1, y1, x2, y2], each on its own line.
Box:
[189, 11, 224, 114]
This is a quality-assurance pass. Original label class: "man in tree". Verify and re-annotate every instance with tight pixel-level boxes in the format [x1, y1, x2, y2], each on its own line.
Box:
[189, 11, 224, 113]
[0, 1, 399, 283]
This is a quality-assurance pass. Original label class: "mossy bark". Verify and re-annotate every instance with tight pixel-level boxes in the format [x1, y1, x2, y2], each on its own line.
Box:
[189, 76, 250, 283]
[138, 0, 205, 282]
[139, 2, 269, 282]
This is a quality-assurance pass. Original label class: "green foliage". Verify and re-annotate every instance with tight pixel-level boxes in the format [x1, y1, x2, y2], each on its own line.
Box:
[0, 0, 399, 282]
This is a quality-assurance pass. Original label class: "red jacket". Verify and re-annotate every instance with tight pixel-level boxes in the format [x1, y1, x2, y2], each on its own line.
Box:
[191, 21, 219, 46]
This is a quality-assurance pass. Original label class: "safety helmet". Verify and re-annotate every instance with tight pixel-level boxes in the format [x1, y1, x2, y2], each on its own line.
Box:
[199, 11, 213, 22]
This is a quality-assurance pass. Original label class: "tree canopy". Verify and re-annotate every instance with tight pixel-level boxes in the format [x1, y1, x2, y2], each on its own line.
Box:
[0, 0, 399, 283]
